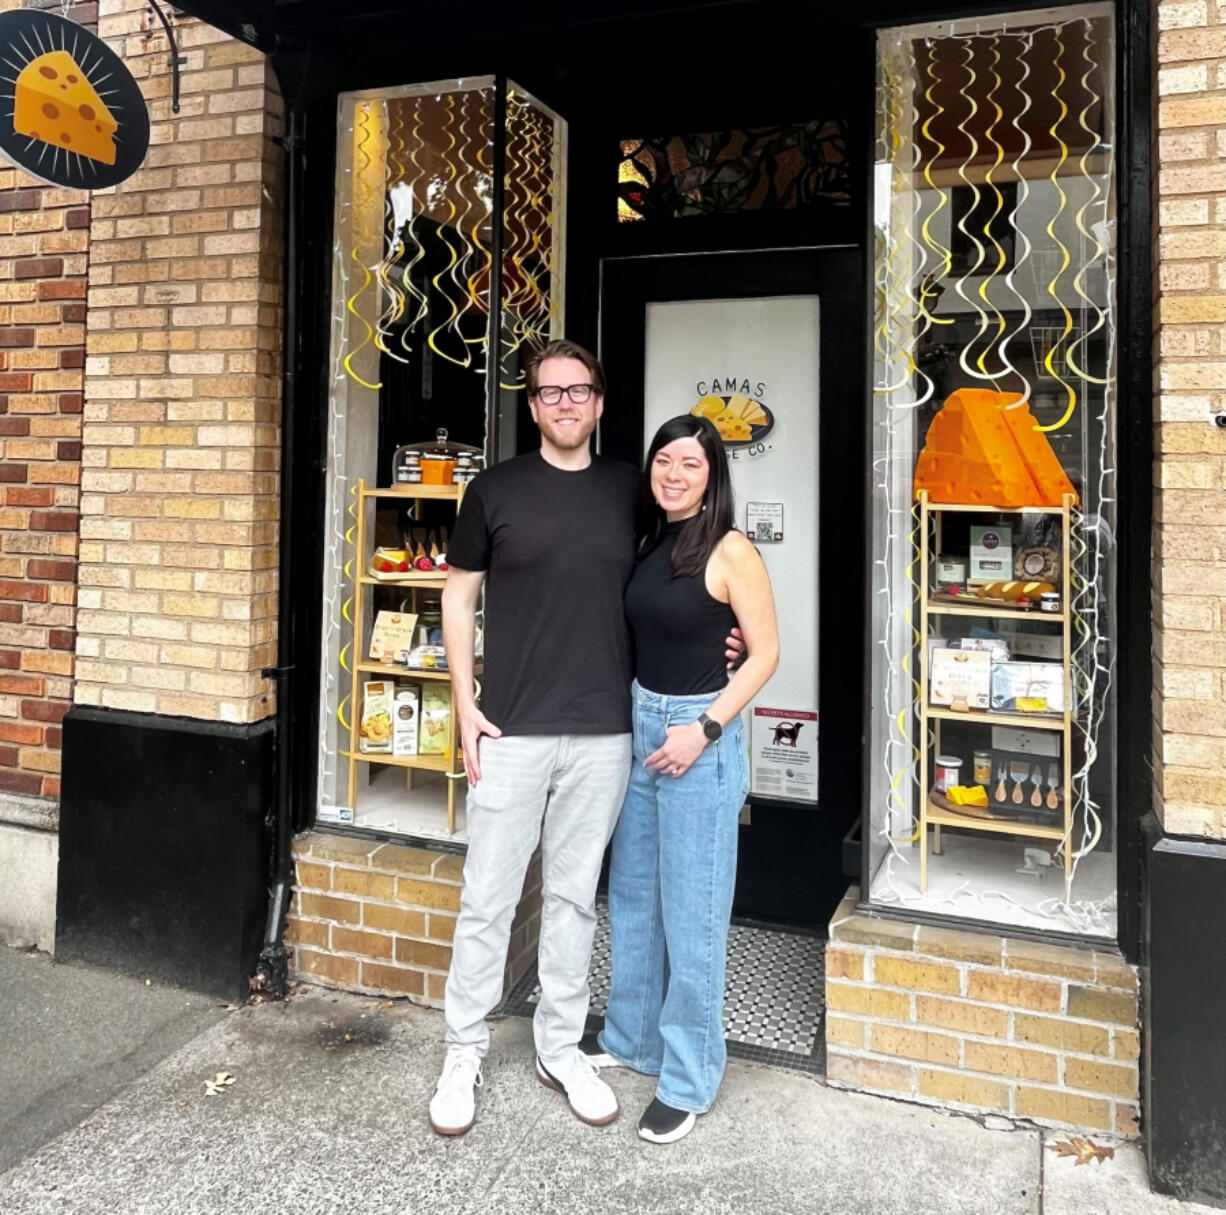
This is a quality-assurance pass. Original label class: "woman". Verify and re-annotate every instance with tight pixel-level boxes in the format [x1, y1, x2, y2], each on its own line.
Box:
[593, 413, 779, 1144]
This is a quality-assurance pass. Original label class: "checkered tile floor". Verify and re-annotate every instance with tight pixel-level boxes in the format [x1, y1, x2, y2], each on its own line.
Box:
[501, 901, 826, 1075]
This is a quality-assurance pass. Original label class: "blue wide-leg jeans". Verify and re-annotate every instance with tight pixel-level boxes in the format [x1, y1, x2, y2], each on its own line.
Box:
[599, 681, 750, 1115]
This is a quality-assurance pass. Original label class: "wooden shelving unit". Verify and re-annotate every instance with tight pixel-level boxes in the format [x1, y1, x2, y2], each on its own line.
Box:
[344, 478, 468, 834]
[917, 490, 1076, 893]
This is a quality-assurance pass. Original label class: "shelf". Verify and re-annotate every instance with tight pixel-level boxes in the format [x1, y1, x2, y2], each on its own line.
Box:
[926, 802, 1066, 840]
[359, 573, 447, 589]
[928, 599, 1065, 621]
[353, 661, 454, 681]
[926, 705, 1067, 731]
[342, 750, 462, 774]
[362, 485, 463, 501]
[923, 501, 1067, 516]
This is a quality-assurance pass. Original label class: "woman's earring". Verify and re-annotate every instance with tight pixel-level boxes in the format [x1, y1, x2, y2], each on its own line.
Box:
[702, 503, 707, 512]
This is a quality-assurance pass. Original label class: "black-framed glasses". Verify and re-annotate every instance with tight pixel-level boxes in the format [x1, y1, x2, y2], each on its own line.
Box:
[534, 383, 594, 405]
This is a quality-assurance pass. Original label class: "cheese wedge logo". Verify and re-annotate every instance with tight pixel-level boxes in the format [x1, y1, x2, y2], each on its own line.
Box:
[689, 391, 774, 446]
[14, 49, 116, 166]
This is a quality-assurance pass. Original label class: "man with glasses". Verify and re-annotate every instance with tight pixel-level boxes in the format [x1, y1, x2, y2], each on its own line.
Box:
[429, 339, 638, 1134]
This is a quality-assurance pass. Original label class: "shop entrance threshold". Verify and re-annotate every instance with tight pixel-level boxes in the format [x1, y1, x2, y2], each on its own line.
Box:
[499, 899, 826, 1077]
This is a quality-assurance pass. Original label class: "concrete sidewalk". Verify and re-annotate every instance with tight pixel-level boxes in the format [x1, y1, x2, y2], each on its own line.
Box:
[0, 964, 1215, 1215]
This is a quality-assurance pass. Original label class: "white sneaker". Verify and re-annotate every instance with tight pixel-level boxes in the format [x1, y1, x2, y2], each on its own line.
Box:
[536, 1050, 619, 1126]
[429, 1047, 482, 1136]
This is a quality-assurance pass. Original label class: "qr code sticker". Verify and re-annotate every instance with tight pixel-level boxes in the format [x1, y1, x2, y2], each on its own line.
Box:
[755, 521, 773, 541]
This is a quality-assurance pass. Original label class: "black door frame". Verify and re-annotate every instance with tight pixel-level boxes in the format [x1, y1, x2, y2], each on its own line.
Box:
[599, 248, 865, 926]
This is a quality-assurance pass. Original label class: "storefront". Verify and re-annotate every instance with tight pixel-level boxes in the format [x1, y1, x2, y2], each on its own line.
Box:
[43, 0, 1226, 1201]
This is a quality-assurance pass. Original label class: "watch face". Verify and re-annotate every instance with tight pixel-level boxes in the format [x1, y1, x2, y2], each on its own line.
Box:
[702, 716, 722, 740]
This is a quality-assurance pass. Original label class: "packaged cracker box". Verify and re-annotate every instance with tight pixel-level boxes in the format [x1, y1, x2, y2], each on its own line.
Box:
[419, 685, 452, 757]
[358, 680, 394, 753]
[392, 685, 420, 756]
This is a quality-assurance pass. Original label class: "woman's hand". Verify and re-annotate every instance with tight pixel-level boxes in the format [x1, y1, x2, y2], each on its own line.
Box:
[646, 721, 708, 779]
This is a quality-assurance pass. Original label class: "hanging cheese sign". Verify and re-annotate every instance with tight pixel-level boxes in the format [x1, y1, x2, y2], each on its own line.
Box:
[0, 9, 149, 189]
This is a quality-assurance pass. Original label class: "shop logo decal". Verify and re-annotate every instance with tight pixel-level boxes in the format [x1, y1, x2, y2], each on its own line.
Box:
[689, 377, 774, 450]
[0, 10, 149, 189]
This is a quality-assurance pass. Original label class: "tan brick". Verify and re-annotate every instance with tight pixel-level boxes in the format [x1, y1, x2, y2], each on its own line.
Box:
[426, 913, 456, 943]
[825, 1016, 866, 1049]
[394, 938, 451, 971]
[917, 1069, 1010, 1113]
[1016, 1087, 1112, 1131]
[1066, 987, 1137, 1027]
[963, 1041, 1058, 1083]
[332, 867, 396, 902]
[915, 997, 1008, 1038]
[830, 915, 916, 951]
[1013, 1014, 1109, 1056]
[826, 982, 911, 1021]
[871, 1024, 960, 1066]
[915, 926, 1002, 967]
[369, 843, 437, 875]
[294, 948, 359, 987]
[298, 893, 361, 927]
[1093, 953, 1139, 992]
[873, 956, 961, 995]
[432, 853, 466, 882]
[966, 972, 1062, 1013]
[305, 835, 376, 864]
[331, 926, 394, 960]
[1064, 1058, 1138, 1099]
[360, 962, 425, 997]
[825, 946, 865, 981]
[395, 876, 462, 912]
[1116, 1103, 1141, 1138]
[293, 861, 330, 892]
[285, 916, 329, 950]
[362, 904, 427, 938]
[1114, 1030, 1140, 1062]
[1004, 941, 1095, 982]
[827, 1052, 915, 1095]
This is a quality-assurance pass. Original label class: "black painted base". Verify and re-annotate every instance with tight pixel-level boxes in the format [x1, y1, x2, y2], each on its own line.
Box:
[56, 706, 274, 1003]
[1144, 818, 1226, 1205]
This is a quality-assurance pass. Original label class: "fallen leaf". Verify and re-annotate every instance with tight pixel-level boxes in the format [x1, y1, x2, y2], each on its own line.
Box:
[203, 1071, 237, 1097]
[1050, 1137, 1114, 1166]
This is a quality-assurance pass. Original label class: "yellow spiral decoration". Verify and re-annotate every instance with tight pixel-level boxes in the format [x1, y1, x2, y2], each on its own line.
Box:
[342, 101, 382, 390]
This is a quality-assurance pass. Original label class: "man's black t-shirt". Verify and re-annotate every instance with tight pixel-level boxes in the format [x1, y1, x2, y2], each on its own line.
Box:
[447, 451, 640, 735]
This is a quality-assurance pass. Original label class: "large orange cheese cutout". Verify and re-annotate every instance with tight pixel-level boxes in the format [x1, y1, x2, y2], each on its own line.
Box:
[14, 50, 117, 166]
[913, 388, 1078, 508]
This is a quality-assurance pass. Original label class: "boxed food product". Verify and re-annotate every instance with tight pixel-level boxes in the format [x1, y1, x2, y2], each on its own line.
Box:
[419, 685, 452, 756]
[392, 685, 420, 756]
[929, 648, 991, 710]
[359, 680, 394, 752]
[990, 661, 1065, 715]
[404, 643, 448, 672]
[369, 611, 418, 663]
[969, 524, 1013, 582]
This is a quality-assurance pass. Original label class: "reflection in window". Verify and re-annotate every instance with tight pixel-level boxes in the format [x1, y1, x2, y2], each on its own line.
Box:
[617, 121, 851, 222]
[868, 7, 1118, 937]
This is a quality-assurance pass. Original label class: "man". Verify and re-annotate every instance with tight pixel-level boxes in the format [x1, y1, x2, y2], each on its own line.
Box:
[429, 339, 638, 1135]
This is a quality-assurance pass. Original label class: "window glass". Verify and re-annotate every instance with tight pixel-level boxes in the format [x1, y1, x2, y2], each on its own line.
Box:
[868, 6, 1118, 937]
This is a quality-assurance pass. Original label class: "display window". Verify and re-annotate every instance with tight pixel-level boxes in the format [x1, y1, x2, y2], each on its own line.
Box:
[867, 5, 1119, 937]
[316, 78, 566, 841]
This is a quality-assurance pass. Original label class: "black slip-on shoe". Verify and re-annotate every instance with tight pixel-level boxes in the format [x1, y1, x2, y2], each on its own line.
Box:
[637, 1097, 697, 1144]
[578, 1030, 622, 1070]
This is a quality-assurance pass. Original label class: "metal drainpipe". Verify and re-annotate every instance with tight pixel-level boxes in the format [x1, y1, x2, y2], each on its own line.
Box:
[253, 99, 303, 999]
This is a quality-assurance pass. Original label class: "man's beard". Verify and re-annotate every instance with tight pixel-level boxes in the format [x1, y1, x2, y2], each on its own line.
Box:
[542, 417, 595, 449]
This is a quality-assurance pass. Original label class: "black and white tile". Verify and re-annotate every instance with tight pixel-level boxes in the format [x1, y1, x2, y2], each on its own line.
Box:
[501, 901, 826, 1075]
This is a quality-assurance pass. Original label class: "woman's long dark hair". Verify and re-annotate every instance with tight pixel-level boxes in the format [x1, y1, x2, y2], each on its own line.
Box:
[637, 414, 734, 577]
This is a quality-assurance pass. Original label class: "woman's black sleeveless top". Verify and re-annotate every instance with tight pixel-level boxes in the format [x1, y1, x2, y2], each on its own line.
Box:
[624, 521, 737, 696]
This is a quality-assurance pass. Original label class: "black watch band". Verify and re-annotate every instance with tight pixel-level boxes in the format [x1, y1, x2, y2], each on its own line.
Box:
[698, 712, 722, 742]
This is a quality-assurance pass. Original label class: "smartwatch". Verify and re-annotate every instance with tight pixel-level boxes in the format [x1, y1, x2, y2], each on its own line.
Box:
[698, 712, 722, 742]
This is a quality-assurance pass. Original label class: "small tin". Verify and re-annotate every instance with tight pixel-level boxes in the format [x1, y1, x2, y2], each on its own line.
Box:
[1039, 591, 1061, 613]
[934, 754, 962, 793]
[973, 750, 992, 784]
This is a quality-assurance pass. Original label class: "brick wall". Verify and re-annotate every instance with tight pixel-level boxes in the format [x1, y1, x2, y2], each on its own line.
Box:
[1152, 0, 1226, 839]
[0, 1, 97, 808]
[76, 0, 283, 724]
[826, 892, 1140, 1136]
[286, 832, 543, 1005]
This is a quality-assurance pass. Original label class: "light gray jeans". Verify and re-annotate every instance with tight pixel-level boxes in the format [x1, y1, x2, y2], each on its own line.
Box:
[443, 732, 632, 1065]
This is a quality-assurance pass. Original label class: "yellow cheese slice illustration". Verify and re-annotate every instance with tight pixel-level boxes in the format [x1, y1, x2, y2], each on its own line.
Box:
[691, 395, 725, 420]
[14, 50, 117, 166]
[711, 410, 752, 442]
